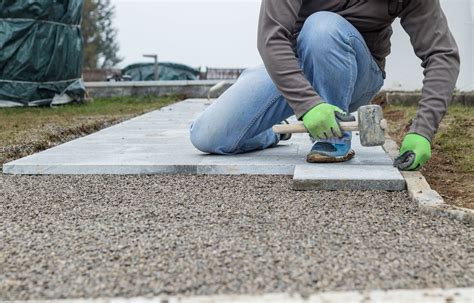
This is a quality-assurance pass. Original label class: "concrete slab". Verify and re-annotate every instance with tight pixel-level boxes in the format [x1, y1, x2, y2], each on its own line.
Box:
[293, 164, 406, 191]
[3, 99, 405, 191]
[85, 80, 236, 99]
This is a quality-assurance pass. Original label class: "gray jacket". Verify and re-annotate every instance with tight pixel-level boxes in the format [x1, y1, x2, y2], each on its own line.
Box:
[257, 0, 460, 141]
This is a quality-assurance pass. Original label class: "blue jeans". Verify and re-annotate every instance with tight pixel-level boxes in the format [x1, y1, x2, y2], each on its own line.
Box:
[190, 12, 384, 155]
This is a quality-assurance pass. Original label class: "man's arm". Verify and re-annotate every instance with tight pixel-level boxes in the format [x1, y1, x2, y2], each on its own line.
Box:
[399, 0, 460, 142]
[257, 0, 323, 119]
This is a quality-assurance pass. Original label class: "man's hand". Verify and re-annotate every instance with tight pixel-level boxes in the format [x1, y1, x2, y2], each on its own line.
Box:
[302, 103, 345, 140]
[394, 133, 432, 171]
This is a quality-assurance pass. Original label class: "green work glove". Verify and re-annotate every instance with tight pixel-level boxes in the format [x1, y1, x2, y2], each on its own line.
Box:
[302, 103, 345, 140]
[394, 133, 432, 171]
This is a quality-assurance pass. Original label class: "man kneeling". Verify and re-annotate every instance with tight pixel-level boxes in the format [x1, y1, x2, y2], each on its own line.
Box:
[190, 0, 459, 171]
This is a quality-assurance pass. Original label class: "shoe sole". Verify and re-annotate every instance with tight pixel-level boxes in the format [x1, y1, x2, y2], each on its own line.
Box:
[306, 149, 356, 163]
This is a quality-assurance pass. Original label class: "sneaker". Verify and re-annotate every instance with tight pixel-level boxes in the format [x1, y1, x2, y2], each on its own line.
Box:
[306, 141, 355, 163]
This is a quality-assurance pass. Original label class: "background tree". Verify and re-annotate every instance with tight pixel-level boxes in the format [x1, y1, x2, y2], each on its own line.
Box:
[82, 0, 122, 69]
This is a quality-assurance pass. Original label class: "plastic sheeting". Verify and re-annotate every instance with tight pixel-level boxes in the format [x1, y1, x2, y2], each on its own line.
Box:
[0, 0, 85, 107]
[122, 62, 200, 81]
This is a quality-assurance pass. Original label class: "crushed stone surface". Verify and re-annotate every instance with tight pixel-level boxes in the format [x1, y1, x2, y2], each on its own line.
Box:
[0, 174, 472, 300]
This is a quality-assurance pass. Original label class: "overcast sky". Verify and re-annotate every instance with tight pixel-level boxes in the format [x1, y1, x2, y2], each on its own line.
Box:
[111, 0, 262, 69]
[110, 0, 473, 90]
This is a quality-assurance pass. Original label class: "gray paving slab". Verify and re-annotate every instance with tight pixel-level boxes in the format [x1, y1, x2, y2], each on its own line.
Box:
[293, 164, 406, 191]
[3, 99, 405, 191]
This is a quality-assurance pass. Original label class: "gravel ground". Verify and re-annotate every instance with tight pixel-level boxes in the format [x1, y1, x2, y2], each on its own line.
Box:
[0, 174, 472, 300]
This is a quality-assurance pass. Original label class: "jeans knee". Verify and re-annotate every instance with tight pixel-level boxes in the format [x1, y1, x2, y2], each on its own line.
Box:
[240, 65, 268, 79]
[297, 11, 348, 54]
[190, 118, 234, 154]
[190, 119, 212, 153]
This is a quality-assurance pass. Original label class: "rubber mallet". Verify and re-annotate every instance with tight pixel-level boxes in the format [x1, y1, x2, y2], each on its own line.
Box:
[272, 105, 388, 147]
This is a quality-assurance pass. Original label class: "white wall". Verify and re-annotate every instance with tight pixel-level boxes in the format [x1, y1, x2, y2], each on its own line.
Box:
[384, 0, 474, 91]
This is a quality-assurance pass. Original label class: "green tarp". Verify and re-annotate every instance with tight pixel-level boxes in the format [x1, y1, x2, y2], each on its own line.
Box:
[0, 0, 85, 107]
[122, 62, 200, 81]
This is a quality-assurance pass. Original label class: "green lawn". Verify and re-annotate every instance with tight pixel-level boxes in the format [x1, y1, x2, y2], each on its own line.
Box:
[435, 106, 474, 173]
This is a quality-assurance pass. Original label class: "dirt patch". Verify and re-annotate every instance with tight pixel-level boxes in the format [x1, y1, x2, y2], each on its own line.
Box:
[384, 105, 474, 210]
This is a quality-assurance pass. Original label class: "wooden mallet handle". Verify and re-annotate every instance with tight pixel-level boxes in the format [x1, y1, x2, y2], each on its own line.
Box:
[272, 121, 359, 134]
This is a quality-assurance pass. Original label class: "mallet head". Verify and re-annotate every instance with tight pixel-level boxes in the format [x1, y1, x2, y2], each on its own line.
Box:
[357, 105, 387, 147]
